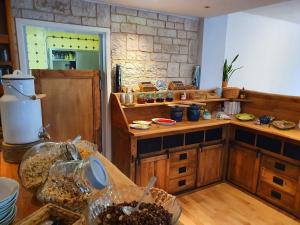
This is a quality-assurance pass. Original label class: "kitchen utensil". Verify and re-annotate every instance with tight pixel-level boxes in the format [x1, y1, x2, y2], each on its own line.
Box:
[0, 70, 44, 144]
[122, 176, 157, 216]
[129, 124, 150, 130]
[272, 120, 296, 130]
[170, 106, 183, 122]
[152, 118, 176, 126]
[235, 113, 255, 121]
[187, 104, 200, 121]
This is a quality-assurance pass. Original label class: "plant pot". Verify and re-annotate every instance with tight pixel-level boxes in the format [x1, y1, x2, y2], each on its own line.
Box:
[222, 81, 228, 88]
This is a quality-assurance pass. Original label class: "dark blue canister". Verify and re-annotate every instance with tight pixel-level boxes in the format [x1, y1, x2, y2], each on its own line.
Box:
[187, 104, 200, 121]
[170, 106, 183, 122]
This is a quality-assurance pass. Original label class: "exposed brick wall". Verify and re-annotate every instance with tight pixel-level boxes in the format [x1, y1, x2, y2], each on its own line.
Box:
[11, 0, 202, 88]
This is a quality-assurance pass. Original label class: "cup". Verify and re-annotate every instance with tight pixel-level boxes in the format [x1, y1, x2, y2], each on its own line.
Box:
[120, 93, 126, 105]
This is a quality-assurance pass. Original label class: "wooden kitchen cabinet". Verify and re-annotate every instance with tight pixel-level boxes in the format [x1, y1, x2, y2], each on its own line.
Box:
[197, 144, 224, 187]
[227, 143, 260, 193]
[33, 70, 101, 148]
[135, 154, 169, 191]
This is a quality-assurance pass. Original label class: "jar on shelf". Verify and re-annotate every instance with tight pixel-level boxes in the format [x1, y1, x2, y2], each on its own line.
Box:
[166, 92, 174, 102]
[137, 93, 146, 104]
[37, 156, 109, 211]
[146, 93, 155, 103]
[156, 93, 164, 102]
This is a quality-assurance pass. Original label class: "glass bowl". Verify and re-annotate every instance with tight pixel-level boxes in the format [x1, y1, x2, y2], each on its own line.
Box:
[88, 186, 181, 225]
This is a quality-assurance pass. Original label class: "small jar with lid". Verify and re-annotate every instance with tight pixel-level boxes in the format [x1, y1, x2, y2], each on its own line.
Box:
[166, 92, 174, 102]
[137, 93, 146, 104]
[146, 93, 155, 103]
[156, 93, 164, 102]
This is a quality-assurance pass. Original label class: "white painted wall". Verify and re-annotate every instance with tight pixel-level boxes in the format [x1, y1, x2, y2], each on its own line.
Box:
[225, 12, 300, 96]
[200, 15, 228, 89]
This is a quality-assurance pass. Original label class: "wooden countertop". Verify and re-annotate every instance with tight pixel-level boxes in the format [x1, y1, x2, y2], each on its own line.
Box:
[129, 118, 300, 142]
[0, 151, 135, 224]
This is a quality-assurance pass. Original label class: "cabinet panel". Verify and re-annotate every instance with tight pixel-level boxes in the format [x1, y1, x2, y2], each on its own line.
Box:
[135, 155, 169, 191]
[168, 174, 196, 194]
[257, 181, 295, 212]
[137, 137, 162, 155]
[205, 128, 222, 142]
[169, 148, 197, 165]
[260, 168, 297, 196]
[235, 128, 255, 145]
[256, 135, 281, 154]
[283, 142, 300, 161]
[261, 155, 300, 180]
[227, 143, 260, 193]
[185, 131, 204, 145]
[169, 162, 196, 179]
[163, 134, 184, 149]
[197, 144, 223, 187]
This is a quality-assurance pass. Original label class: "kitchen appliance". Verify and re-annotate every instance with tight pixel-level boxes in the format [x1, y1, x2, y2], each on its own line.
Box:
[0, 70, 44, 144]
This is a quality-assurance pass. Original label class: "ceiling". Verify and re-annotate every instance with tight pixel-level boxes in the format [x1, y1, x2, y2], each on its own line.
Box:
[246, 0, 300, 24]
[87, 0, 289, 18]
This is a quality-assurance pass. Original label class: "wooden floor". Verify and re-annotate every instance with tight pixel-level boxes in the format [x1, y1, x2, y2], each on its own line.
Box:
[177, 183, 300, 225]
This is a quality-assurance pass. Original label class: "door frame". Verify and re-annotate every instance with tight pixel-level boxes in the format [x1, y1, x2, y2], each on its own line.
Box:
[15, 18, 112, 159]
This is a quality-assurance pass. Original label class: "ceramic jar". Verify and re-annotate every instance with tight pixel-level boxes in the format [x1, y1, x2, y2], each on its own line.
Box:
[187, 104, 200, 121]
[170, 106, 183, 122]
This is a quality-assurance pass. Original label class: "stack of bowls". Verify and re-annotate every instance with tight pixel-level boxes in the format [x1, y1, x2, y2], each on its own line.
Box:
[0, 177, 19, 225]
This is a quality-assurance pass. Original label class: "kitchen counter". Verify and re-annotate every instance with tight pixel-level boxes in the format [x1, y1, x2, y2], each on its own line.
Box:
[129, 118, 300, 142]
[0, 151, 136, 224]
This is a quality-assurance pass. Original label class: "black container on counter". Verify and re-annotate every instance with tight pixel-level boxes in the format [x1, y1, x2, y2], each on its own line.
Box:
[170, 106, 183, 122]
[187, 104, 200, 121]
[115, 64, 122, 92]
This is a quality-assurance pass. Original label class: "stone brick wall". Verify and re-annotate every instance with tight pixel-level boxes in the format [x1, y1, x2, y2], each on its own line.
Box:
[11, 0, 202, 88]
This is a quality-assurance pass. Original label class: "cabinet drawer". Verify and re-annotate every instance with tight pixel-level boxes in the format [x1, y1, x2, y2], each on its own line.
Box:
[169, 162, 196, 179]
[260, 168, 297, 196]
[262, 155, 300, 180]
[168, 175, 196, 194]
[170, 149, 197, 165]
[257, 181, 295, 211]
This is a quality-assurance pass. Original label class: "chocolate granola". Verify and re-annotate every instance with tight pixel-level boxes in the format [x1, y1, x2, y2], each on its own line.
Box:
[96, 201, 172, 225]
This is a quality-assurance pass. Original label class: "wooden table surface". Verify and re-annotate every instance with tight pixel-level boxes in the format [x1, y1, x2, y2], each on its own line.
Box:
[129, 118, 300, 142]
[0, 151, 136, 224]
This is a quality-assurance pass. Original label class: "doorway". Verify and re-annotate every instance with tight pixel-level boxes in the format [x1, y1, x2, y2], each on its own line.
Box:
[15, 18, 112, 158]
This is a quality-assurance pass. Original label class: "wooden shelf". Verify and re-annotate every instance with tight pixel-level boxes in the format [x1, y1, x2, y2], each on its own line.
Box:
[0, 34, 9, 44]
[122, 98, 251, 108]
[0, 61, 11, 66]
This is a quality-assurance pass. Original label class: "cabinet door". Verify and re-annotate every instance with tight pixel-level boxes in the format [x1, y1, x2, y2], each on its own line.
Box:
[33, 70, 101, 148]
[197, 144, 223, 187]
[135, 155, 169, 191]
[227, 143, 260, 193]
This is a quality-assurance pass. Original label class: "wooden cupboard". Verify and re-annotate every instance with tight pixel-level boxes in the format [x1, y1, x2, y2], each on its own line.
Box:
[197, 143, 224, 187]
[135, 154, 169, 190]
[227, 143, 260, 193]
[33, 70, 101, 148]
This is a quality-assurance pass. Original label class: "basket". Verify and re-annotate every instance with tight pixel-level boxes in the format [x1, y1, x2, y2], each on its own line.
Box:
[222, 87, 240, 99]
[15, 204, 86, 225]
[150, 187, 176, 205]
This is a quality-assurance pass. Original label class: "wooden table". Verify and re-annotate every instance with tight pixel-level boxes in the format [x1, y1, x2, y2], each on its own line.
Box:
[0, 151, 136, 224]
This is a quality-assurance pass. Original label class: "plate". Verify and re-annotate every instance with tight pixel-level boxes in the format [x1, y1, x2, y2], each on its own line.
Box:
[0, 205, 16, 225]
[0, 177, 19, 207]
[272, 120, 296, 130]
[152, 118, 176, 126]
[235, 113, 255, 121]
[132, 120, 152, 126]
[129, 124, 150, 130]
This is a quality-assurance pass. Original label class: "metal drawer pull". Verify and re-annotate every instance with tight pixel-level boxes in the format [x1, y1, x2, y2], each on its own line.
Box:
[274, 162, 286, 171]
[178, 167, 187, 174]
[273, 176, 284, 186]
[271, 190, 281, 200]
[179, 153, 187, 160]
[178, 180, 186, 187]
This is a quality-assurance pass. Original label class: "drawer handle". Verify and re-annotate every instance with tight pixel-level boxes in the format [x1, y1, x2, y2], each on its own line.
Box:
[178, 180, 186, 187]
[271, 190, 281, 200]
[179, 153, 187, 160]
[274, 162, 286, 171]
[273, 176, 284, 186]
[178, 166, 187, 174]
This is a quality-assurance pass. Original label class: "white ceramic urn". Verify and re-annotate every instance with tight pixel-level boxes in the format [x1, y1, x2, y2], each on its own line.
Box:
[0, 70, 43, 144]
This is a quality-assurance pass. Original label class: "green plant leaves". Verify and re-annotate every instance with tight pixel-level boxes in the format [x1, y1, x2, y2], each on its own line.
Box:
[223, 54, 242, 82]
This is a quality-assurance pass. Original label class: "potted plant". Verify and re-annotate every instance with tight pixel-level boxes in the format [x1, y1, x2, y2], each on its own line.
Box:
[222, 54, 242, 88]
